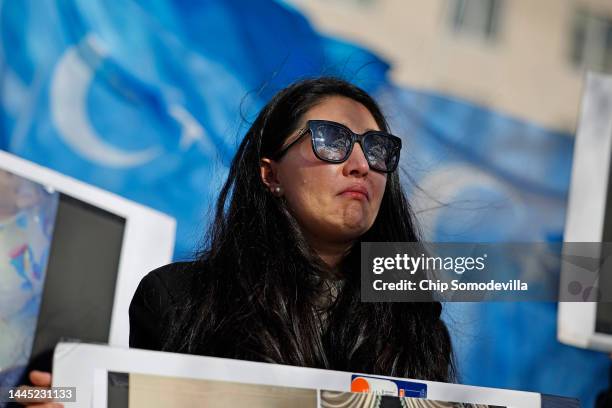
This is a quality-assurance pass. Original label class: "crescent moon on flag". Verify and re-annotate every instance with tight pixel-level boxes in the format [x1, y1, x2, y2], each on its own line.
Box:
[50, 36, 161, 168]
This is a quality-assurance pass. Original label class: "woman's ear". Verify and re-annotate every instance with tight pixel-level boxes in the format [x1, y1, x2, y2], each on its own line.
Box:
[260, 158, 283, 196]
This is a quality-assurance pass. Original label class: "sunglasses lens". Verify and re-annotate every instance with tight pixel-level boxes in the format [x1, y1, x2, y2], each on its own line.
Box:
[312, 124, 351, 161]
[363, 133, 400, 172]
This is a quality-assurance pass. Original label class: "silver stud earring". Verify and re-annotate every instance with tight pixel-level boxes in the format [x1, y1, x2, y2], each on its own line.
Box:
[274, 186, 282, 195]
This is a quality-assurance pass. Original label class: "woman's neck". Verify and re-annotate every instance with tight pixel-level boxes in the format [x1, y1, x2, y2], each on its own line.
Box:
[307, 238, 353, 276]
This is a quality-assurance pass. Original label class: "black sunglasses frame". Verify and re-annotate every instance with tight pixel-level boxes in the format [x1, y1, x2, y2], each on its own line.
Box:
[272, 120, 402, 173]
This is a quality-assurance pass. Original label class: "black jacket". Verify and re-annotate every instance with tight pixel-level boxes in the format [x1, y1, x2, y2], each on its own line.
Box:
[128, 261, 197, 350]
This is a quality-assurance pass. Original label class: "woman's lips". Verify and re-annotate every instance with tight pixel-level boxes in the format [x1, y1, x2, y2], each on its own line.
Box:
[339, 185, 370, 201]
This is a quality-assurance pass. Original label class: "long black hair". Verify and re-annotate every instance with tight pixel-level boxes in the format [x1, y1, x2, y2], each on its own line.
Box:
[163, 77, 455, 382]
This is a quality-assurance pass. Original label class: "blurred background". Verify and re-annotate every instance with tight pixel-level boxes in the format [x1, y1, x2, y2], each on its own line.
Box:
[1, 0, 611, 406]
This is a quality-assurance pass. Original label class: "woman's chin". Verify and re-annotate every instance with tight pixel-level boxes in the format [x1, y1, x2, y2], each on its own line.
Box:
[341, 206, 372, 230]
[332, 218, 371, 240]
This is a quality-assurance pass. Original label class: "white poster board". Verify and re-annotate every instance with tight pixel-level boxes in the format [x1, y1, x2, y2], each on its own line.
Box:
[52, 342, 542, 408]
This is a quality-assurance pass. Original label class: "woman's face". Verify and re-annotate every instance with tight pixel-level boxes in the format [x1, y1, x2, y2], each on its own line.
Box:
[262, 96, 387, 246]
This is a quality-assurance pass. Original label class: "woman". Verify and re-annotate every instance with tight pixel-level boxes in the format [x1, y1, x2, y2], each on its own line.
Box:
[129, 76, 454, 380]
[22, 77, 454, 407]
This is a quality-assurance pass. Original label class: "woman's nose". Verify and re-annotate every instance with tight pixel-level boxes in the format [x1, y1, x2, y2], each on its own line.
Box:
[342, 143, 369, 176]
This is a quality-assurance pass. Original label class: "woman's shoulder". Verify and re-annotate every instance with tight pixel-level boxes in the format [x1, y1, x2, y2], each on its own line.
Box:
[129, 261, 202, 350]
[138, 260, 201, 300]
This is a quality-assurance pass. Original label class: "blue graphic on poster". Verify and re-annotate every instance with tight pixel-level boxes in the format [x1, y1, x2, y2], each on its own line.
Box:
[0, 170, 58, 390]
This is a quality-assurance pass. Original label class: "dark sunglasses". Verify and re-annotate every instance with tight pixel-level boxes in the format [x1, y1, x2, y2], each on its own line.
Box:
[272, 120, 402, 173]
